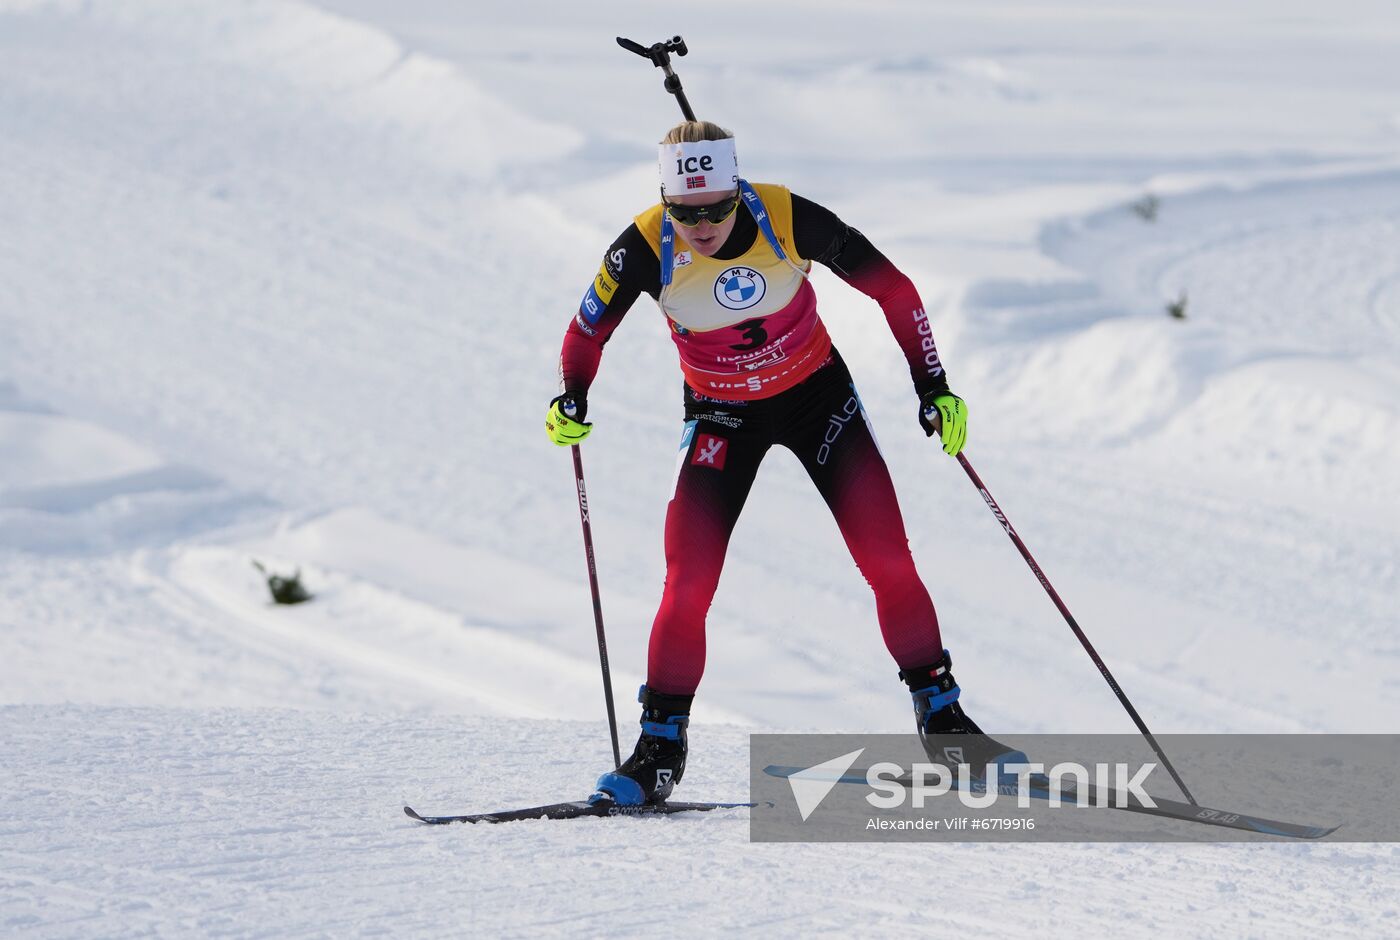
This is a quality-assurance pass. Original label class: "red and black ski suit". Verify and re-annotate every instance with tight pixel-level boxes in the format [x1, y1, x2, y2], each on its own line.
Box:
[559, 184, 952, 695]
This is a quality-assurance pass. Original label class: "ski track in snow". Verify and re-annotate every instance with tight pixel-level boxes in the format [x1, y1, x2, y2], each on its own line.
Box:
[2, 0, 1399, 934]
[3, 707, 1398, 937]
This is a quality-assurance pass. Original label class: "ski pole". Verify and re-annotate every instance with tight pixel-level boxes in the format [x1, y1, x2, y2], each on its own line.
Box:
[617, 35, 697, 121]
[570, 444, 622, 769]
[954, 451, 1199, 806]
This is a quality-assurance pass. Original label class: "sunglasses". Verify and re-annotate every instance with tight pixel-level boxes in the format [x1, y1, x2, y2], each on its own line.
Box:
[663, 191, 741, 227]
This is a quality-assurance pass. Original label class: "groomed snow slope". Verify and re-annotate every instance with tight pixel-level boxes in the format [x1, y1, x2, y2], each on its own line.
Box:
[2, 0, 1398, 935]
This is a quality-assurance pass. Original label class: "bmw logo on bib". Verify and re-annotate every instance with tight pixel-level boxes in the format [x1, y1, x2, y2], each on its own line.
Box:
[714, 266, 766, 311]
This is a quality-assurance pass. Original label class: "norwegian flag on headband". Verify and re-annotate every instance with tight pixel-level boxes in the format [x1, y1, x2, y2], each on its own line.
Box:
[659, 139, 739, 195]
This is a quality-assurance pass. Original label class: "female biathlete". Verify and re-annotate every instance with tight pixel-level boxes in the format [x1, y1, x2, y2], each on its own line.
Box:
[546, 121, 1019, 806]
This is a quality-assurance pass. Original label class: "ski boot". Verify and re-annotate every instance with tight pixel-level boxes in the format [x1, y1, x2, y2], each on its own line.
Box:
[900, 650, 1027, 785]
[591, 686, 692, 806]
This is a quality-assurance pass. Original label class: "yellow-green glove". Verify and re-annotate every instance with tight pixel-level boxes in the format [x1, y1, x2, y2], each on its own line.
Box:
[919, 391, 968, 456]
[546, 393, 592, 446]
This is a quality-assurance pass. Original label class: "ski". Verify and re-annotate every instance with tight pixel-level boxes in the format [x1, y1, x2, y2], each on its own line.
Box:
[763, 765, 1338, 840]
[404, 798, 760, 825]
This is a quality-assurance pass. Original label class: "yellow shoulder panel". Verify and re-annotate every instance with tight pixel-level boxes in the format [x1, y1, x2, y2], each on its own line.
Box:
[633, 202, 666, 255]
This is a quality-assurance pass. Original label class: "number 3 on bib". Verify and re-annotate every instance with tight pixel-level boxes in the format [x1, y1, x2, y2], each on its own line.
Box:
[729, 318, 768, 351]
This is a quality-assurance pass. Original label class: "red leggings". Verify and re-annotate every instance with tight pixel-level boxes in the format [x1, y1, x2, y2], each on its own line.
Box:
[647, 351, 943, 694]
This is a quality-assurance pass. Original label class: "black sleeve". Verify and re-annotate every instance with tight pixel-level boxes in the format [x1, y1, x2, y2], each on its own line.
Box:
[597, 224, 661, 309]
[559, 224, 661, 396]
[573, 223, 660, 337]
[788, 193, 952, 400]
[789, 193, 886, 278]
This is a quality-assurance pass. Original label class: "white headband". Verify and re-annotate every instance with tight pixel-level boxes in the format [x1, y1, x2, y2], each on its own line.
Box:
[658, 138, 739, 196]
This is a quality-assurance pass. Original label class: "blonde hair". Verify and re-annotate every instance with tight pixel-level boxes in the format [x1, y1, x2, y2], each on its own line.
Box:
[660, 120, 733, 144]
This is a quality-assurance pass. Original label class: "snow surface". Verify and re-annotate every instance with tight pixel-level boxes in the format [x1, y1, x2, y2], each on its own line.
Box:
[2, 0, 1398, 935]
